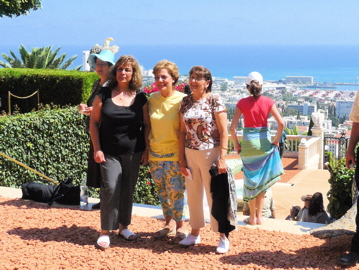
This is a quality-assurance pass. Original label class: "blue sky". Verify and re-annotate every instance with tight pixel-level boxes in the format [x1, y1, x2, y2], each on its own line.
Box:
[1, 0, 359, 48]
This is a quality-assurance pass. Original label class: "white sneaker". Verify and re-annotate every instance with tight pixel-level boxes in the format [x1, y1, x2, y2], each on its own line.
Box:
[216, 236, 230, 254]
[178, 234, 201, 246]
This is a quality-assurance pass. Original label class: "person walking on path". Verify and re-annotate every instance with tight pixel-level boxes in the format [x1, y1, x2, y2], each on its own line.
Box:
[148, 60, 187, 243]
[178, 66, 231, 254]
[339, 87, 359, 267]
[230, 71, 284, 226]
[90, 55, 150, 250]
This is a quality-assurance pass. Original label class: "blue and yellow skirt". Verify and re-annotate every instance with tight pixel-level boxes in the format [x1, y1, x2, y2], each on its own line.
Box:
[241, 127, 284, 202]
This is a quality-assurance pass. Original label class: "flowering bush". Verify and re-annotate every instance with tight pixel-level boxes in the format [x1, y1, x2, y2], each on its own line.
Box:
[142, 81, 188, 95]
[175, 81, 187, 93]
[142, 83, 159, 94]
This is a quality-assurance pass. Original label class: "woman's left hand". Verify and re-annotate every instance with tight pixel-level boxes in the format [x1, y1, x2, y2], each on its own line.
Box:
[216, 157, 227, 174]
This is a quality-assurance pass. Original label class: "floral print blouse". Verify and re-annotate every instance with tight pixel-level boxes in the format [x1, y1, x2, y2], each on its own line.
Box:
[179, 94, 226, 150]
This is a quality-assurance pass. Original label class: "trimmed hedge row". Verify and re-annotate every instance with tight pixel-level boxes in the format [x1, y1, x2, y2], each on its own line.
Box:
[0, 68, 99, 114]
[0, 106, 160, 205]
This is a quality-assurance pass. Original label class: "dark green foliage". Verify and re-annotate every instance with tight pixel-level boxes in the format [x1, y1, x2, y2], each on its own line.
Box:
[326, 154, 355, 220]
[0, 0, 41, 18]
[0, 106, 89, 187]
[307, 117, 314, 136]
[0, 106, 159, 204]
[0, 68, 98, 114]
[134, 165, 160, 205]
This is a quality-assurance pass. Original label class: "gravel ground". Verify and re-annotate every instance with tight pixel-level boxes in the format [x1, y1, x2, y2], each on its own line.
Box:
[0, 196, 355, 270]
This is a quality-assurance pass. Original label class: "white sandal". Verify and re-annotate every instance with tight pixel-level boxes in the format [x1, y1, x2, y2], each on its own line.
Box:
[119, 229, 138, 241]
[96, 235, 110, 250]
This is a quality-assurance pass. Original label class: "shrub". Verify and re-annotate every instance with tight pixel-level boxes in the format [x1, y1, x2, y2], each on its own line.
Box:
[0, 68, 98, 114]
[0, 106, 160, 205]
[134, 165, 160, 205]
[326, 154, 355, 220]
[0, 105, 89, 187]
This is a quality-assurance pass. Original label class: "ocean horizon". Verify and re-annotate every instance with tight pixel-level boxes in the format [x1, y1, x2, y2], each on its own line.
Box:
[1, 44, 359, 86]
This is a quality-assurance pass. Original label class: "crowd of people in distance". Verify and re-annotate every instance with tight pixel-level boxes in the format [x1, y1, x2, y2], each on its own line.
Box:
[77, 38, 359, 267]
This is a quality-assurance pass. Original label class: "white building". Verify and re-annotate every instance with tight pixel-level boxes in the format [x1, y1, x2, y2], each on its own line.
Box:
[287, 102, 317, 116]
[285, 76, 313, 84]
[336, 100, 354, 119]
[233, 76, 247, 85]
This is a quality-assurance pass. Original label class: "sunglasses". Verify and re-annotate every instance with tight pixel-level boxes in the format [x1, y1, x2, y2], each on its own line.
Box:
[304, 199, 311, 202]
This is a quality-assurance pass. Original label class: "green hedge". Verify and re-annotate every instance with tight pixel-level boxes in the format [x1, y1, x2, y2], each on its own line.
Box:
[0, 106, 160, 205]
[0, 106, 89, 186]
[0, 68, 99, 114]
[326, 153, 355, 220]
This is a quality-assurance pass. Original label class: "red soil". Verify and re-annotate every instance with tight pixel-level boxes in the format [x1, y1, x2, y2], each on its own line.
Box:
[0, 196, 354, 270]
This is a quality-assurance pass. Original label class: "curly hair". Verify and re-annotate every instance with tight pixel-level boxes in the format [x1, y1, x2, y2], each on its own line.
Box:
[108, 55, 142, 91]
[189, 66, 212, 93]
[152, 60, 180, 86]
[247, 80, 262, 100]
[308, 192, 325, 216]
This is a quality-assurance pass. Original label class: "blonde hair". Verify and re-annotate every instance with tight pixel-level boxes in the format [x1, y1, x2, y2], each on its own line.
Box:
[152, 60, 180, 86]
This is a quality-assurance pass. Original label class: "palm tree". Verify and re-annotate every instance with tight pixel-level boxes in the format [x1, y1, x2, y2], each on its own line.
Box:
[0, 44, 82, 70]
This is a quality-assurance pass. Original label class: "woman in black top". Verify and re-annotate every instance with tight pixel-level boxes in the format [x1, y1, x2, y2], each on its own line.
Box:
[90, 55, 150, 250]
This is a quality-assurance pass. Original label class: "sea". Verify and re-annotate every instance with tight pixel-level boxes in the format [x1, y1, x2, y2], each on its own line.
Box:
[1, 44, 359, 90]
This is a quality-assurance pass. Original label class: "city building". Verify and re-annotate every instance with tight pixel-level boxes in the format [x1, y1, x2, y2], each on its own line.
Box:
[285, 76, 314, 84]
[287, 102, 317, 116]
[336, 100, 354, 119]
[233, 76, 247, 85]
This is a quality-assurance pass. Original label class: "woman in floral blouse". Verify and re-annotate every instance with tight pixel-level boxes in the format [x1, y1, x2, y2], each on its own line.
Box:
[178, 66, 230, 254]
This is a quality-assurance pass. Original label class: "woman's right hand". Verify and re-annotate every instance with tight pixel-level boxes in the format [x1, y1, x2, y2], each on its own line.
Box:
[179, 161, 189, 176]
[235, 144, 241, 154]
[94, 150, 106, 163]
[79, 104, 92, 116]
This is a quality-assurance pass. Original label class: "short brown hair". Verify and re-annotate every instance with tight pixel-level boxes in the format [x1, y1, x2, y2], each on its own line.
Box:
[153, 60, 180, 86]
[189, 66, 212, 93]
[109, 55, 142, 91]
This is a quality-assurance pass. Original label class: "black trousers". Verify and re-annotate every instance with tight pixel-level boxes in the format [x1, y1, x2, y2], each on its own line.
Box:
[351, 149, 359, 252]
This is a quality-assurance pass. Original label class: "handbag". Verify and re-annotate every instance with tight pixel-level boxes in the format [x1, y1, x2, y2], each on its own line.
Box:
[48, 178, 80, 206]
[22, 178, 80, 206]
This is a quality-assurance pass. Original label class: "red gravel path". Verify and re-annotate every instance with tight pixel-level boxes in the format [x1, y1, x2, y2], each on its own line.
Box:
[0, 196, 354, 270]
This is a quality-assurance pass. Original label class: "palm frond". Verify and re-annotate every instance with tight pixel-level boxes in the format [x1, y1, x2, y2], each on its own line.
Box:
[60, 55, 77, 70]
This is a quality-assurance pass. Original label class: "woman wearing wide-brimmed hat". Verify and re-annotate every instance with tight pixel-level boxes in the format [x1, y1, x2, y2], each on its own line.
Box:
[79, 40, 118, 210]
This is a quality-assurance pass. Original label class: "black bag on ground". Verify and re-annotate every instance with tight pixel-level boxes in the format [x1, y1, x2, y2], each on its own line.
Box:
[22, 182, 57, 203]
[22, 178, 80, 206]
[48, 178, 80, 206]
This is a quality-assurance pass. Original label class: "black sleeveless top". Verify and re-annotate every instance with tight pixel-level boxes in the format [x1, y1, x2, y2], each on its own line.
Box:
[97, 87, 147, 156]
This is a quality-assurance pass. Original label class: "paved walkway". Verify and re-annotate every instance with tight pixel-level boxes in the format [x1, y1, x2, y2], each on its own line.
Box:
[0, 169, 332, 236]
